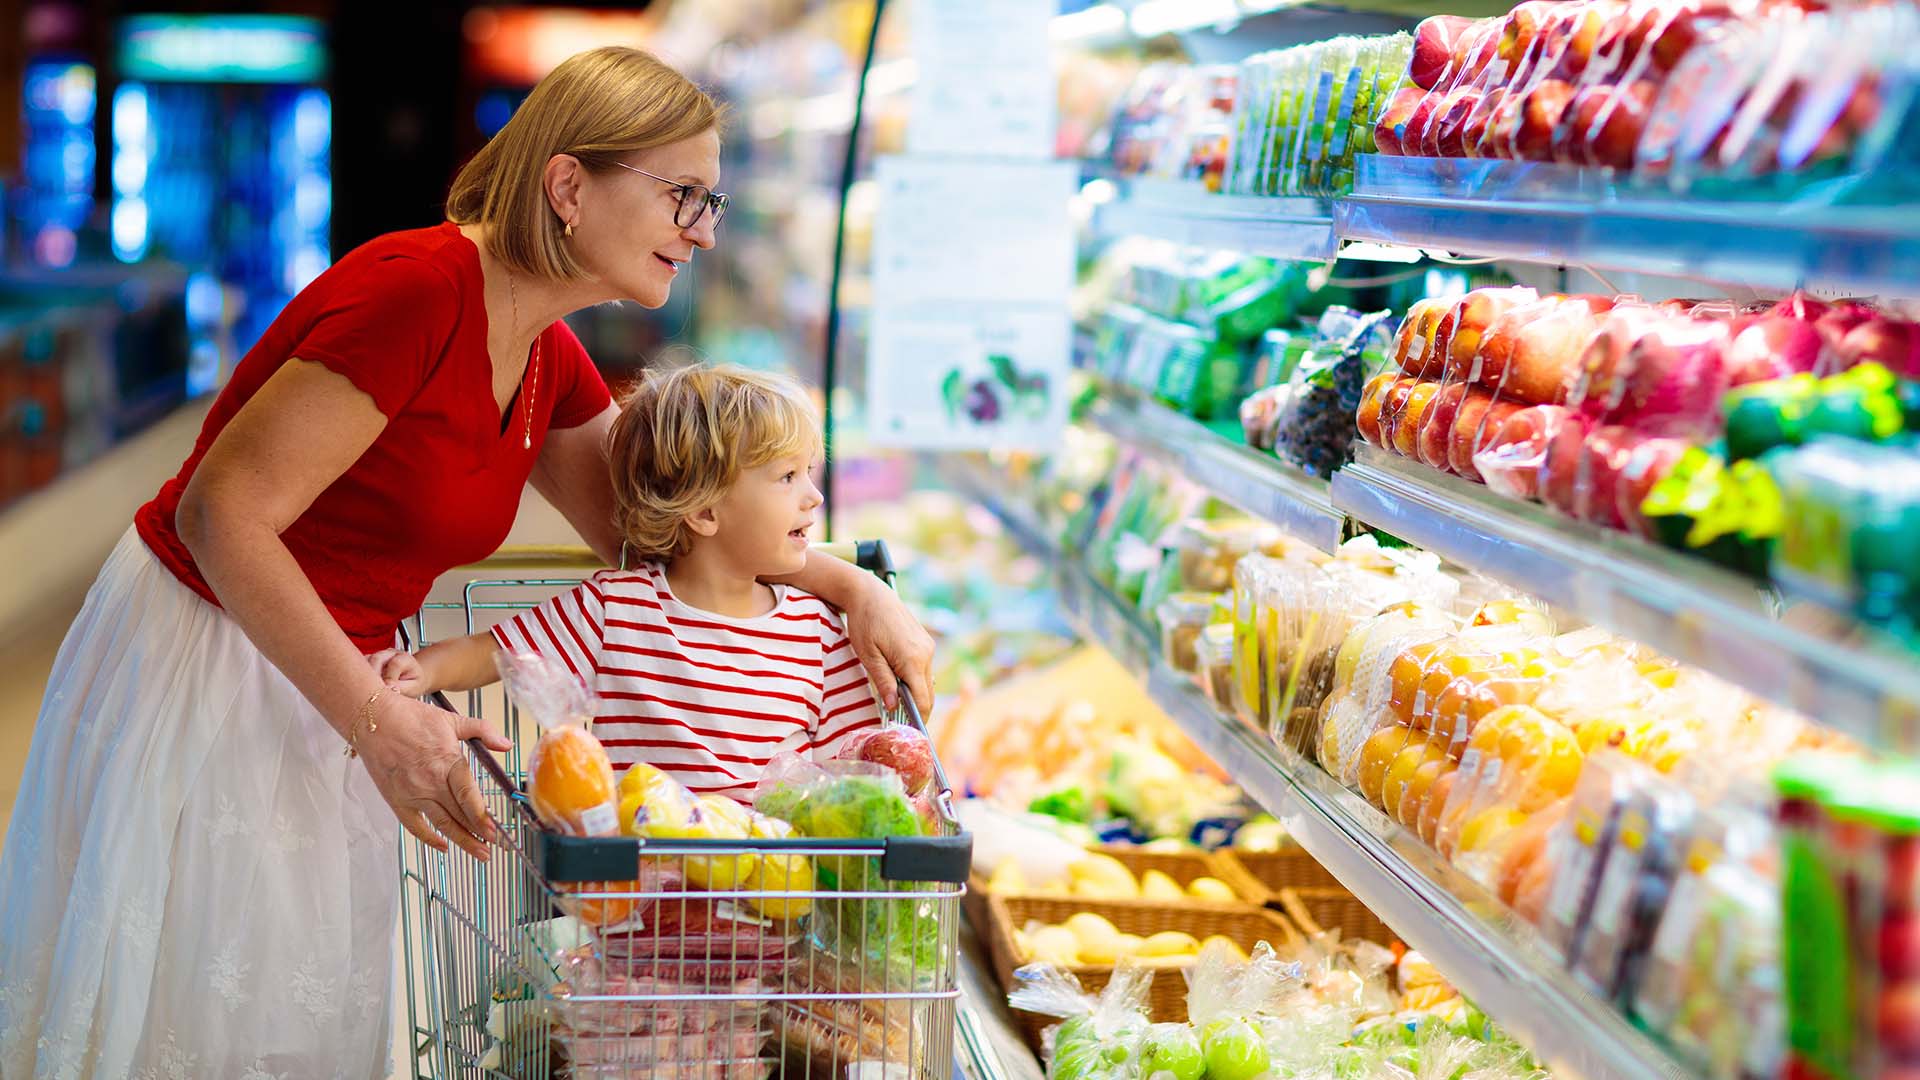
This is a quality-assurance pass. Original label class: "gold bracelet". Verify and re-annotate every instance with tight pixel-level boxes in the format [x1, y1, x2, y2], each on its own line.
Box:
[344, 687, 387, 759]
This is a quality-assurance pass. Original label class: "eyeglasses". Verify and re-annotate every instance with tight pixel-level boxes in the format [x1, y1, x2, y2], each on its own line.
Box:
[612, 162, 729, 230]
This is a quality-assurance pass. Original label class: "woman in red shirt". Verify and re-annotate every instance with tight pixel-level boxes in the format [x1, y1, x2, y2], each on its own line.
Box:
[0, 47, 933, 1078]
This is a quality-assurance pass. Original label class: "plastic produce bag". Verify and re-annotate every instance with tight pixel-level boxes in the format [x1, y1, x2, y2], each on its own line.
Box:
[499, 651, 618, 838]
[1007, 961, 1154, 1077]
[1273, 308, 1395, 478]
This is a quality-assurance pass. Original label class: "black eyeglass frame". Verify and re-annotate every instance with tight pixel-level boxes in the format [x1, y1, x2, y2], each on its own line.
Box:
[612, 162, 730, 229]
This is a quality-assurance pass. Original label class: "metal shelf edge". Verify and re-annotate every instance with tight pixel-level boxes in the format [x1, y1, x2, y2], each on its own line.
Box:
[1090, 394, 1347, 554]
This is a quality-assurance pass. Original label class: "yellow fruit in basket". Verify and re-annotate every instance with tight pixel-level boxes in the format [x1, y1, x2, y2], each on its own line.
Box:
[1027, 925, 1081, 965]
[680, 794, 758, 890]
[1187, 877, 1237, 903]
[1081, 932, 1131, 965]
[617, 761, 699, 838]
[1037, 880, 1071, 897]
[742, 812, 812, 920]
[1064, 912, 1123, 954]
[1069, 854, 1140, 899]
[1140, 869, 1187, 901]
[1200, 935, 1249, 963]
[988, 861, 1030, 894]
[1138, 931, 1202, 958]
[528, 725, 619, 836]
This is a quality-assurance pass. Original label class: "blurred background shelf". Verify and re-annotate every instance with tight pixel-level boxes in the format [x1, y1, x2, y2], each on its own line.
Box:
[943, 452, 1694, 1080]
[1091, 179, 1339, 263]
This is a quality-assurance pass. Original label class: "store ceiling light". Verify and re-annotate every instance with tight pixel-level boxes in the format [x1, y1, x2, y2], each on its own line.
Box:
[1050, 4, 1127, 44]
[1129, 0, 1242, 37]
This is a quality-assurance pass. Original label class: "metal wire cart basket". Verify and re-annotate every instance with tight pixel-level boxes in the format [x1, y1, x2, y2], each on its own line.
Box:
[400, 542, 974, 1079]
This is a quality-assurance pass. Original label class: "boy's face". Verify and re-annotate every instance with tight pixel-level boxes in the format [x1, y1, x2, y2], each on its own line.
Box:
[700, 450, 823, 576]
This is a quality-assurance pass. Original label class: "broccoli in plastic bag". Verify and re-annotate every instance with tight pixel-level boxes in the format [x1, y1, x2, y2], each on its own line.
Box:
[753, 753, 941, 988]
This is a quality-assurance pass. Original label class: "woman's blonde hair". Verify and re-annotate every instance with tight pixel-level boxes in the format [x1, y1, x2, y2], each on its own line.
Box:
[446, 46, 722, 281]
[610, 364, 823, 561]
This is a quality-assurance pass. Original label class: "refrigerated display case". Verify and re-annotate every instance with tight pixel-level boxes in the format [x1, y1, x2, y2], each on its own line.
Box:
[885, 3, 1920, 1078]
[109, 14, 331, 377]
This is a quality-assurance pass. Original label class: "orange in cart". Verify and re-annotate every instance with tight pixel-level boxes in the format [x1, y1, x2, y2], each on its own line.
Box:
[529, 724, 620, 837]
[560, 879, 639, 929]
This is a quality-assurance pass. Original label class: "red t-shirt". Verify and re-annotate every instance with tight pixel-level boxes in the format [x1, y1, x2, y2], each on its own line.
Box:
[135, 222, 614, 653]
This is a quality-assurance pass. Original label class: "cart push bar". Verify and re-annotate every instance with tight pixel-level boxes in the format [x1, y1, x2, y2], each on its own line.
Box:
[423, 537, 974, 888]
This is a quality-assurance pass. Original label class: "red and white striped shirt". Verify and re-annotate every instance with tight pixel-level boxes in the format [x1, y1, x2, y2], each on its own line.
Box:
[491, 563, 883, 799]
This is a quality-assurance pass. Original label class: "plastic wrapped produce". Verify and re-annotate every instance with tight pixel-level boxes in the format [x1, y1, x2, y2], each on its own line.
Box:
[502, 651, 618, 838]
[1273, 308, 1394, 478]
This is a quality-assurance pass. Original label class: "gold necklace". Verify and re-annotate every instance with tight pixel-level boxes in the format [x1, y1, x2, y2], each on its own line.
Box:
[507, 270, 540, 450]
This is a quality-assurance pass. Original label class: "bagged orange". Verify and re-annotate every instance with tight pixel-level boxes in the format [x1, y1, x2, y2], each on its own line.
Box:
[498, 652, 618, 837]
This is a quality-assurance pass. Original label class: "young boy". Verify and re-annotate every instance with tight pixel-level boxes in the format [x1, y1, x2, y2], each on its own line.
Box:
[371, 364, 883, 799]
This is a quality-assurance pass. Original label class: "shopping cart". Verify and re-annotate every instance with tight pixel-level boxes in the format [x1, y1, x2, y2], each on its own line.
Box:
[399, 541, 974, 1080]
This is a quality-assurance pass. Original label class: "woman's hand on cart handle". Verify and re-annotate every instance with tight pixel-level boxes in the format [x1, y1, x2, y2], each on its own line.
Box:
[358, 693, 513, 860]
[366, 649, 430, 697]
[846, 578, 935, 715]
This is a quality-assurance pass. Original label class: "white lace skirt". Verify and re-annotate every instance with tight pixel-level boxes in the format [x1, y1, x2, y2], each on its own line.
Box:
[0, 527, 397, 1080]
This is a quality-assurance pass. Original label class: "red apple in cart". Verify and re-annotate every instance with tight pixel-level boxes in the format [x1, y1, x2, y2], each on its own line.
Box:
[1515, 80, 1577, 161]
[1411, 16, 1478, 90]
[1840, 318, 1920, 379]
[850, 725, 937, 795]
[1374, 86, 1427, 157]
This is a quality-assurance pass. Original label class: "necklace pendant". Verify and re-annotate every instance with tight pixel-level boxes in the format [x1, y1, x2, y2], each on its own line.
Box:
[523, 433, 532, 450]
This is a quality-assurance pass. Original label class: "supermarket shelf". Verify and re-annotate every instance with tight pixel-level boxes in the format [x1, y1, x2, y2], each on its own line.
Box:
[1332, 445, 1920, 753]
[1095, 156, 1920, 296]
[1088, 392, 1348, 553]
[943, 456, 1695, 1080]
[1092, 179, 1338, 262]
[1339, 156, 1920, 296]
[1063, 383, 1920, 748]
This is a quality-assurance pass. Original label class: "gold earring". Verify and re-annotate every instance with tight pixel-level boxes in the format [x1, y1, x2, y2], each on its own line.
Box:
[564, 220, 575, 238]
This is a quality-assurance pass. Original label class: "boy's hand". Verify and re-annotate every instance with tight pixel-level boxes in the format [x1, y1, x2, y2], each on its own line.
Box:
[367, 648, 431, 697]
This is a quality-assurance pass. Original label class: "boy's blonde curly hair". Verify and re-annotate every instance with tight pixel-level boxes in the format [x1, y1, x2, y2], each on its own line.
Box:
[608, 363, 822, 561]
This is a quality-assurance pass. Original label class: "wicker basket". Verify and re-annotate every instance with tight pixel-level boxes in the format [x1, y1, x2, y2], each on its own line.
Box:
[985, 894, 1302, 1053]
[972, 845, 1263, 908]
[1277, 886, 1398, 947]
[1218, 848, 1344, 902]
